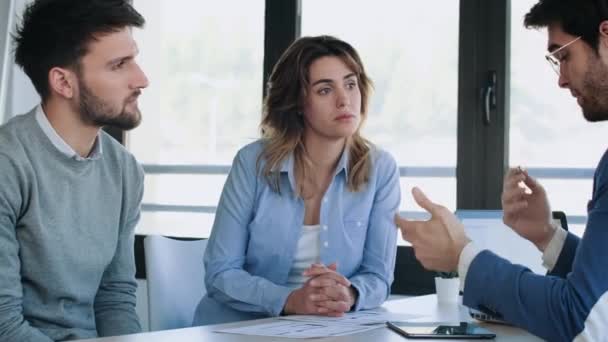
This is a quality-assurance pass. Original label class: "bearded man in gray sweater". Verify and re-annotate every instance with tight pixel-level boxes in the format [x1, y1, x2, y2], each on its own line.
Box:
[0, 1, 150, 341]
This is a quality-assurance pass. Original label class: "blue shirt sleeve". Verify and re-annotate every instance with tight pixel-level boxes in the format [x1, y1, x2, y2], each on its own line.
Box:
[349, 151, 400, 311]
[203, 148, 293, 316]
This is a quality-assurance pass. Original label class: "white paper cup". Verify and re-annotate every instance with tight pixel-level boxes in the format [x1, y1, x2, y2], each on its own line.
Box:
[435, 277, 460, 304]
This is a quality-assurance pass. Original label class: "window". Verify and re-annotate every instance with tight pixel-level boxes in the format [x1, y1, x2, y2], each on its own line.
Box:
[509, 0, 608, 235]
[130, 0, 265, 237]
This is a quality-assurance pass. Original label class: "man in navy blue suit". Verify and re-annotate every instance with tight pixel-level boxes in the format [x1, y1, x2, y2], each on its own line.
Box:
[396, 1, 608, 340]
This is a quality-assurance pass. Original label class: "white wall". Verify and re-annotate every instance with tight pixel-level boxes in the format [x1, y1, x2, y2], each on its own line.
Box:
[0, 0, 15, 123]
[0, 0, 39, 123]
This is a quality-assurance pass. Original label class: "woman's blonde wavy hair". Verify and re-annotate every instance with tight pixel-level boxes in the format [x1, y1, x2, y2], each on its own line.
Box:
[258, 35, 373, 195]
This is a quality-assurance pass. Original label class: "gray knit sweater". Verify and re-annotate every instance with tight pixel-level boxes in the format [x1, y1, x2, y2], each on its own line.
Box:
[0, 109, 143, 341]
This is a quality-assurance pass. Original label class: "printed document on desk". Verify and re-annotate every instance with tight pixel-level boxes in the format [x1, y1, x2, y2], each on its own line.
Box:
[215, 311, 424, 338]
[214, 320, 380, 338]
[279, 309, 423, 326]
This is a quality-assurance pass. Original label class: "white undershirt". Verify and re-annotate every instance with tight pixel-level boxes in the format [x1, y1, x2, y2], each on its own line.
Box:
[286, 224, 321, 288]
[34, 105, 102, 160]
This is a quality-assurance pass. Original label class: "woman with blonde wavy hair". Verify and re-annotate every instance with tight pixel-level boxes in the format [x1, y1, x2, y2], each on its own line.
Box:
[193, 35, 401, 325]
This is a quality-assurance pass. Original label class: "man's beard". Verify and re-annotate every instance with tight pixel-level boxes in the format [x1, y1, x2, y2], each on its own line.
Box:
[77, 78, 142, 130]
[580, 53, 608, 122]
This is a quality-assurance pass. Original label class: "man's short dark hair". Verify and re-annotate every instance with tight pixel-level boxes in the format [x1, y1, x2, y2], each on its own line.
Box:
[13, 0, 145, 101]
[524, 0, 608, 52]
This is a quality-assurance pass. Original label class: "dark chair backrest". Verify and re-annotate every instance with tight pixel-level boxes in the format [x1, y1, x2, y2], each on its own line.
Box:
[391, 245, 436, 295]
[552, 211, 568, 231]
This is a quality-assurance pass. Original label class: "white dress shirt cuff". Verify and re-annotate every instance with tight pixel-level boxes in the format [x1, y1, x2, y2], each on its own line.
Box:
[458, 242, 483, 292]
[541, 226, 568, 271]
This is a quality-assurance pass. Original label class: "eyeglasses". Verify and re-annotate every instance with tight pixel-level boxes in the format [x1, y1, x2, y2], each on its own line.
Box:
[545, 36, 582, 76]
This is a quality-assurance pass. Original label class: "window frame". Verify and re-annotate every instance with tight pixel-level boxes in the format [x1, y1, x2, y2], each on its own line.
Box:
[127, 0, 593, 280]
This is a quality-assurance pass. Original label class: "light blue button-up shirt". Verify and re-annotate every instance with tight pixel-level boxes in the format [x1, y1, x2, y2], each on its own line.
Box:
[194, 139, 400, 325]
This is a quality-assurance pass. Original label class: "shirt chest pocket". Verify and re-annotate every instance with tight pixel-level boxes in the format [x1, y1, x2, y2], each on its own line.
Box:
[342, 219, 368, 247]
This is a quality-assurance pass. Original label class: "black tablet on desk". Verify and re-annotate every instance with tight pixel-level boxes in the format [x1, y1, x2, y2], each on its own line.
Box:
[386, 321, 496, 339]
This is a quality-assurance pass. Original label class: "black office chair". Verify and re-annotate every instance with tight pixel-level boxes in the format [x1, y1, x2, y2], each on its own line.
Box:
[391, 245, 436, 295]
[552, 211, 569, 232]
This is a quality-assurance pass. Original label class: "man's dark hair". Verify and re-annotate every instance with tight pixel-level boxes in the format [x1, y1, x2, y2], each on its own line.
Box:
[524, 0, 608, 52]
[13, 0, 145, 101]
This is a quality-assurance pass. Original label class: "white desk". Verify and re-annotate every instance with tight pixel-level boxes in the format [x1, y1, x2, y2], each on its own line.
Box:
[77, 295, 542, 341]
